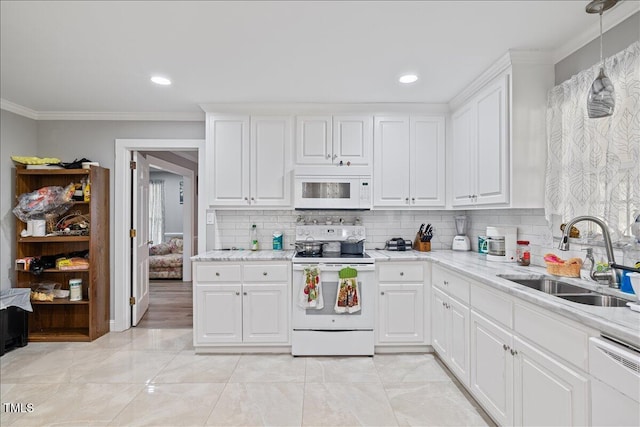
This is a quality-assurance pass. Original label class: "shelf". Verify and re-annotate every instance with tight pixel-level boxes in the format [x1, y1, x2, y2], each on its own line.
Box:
[28, 329, 91, 342]
[17, 268, 89, 274]
[30, 299, 90, 305]
[16, 168, 90, 176]
[18, 235, 90, 243]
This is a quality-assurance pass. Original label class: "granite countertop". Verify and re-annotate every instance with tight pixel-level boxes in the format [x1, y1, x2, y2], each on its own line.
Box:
[374, 249, 640, 348]
[192, 250, 295, 261]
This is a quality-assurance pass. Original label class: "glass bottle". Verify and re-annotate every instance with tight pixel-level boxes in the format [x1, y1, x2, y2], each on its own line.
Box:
[516, 240, 530, 266]
[250, 224, 258, 251]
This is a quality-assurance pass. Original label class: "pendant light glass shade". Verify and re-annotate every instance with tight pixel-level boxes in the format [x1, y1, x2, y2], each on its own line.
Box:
[586, 0, 617, 118]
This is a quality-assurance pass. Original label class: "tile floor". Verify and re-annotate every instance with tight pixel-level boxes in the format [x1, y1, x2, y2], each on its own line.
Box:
[1, 328, 493, 426]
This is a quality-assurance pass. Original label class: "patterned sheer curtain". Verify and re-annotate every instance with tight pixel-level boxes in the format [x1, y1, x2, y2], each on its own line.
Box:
[545, 41, 640, 240]
[149, 180, 165, 245]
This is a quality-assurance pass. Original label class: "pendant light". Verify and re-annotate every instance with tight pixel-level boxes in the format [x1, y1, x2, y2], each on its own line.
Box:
[586, 0, 617, 118]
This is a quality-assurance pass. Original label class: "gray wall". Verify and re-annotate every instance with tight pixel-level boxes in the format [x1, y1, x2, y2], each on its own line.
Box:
[555, 12, 640, 84]
[150, 170, 184, 241]
[0, 110, 38, 290]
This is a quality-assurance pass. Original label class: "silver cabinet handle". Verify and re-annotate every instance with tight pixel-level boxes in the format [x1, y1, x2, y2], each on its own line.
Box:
[411, 197, 415, 203]
[327, 154, 331, 159]
[503, 344, 508, 351]
[251, 197, 255, 201]
[263, 272, 268, 276]
[235, 291, 240, 295]
[380, 291, 385, 295]
[333, 154, 338, 160]
[400, 272, 404, 276]
[215, 272, 220, 277]
[510, 349, 518, 356]
[405, 197, 409, 204]
[442, 301, 446, 307]
[243, 292, 247, 296]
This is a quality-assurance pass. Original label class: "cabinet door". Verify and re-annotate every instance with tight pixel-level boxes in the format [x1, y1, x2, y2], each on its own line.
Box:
[377, 283, 424, 344]
[242, 283, 289, 343]
[194, 284, 242, 344]
[470, 310, 514, 426]
[475, 75, 509, 205]
[450, 105, 475, 206]
[373, 116, 410, 206]
[250, 116, 292, 206]
[431, 287, 449, 358]
[513, 336, 589, 427]
[296, 116, 332, 164]
[208, 115, 250, 206]
[332, 115, 372, 166]
[448, 297, 470, 386]
[410, 116, 446, 207]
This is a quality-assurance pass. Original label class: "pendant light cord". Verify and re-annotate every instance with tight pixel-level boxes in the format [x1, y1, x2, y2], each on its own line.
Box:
[599, 9, 604, 68]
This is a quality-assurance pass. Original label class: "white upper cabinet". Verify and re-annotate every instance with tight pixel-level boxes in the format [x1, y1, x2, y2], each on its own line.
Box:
[451, 76, 508, 207]
[296, 115, 372, 168]
[449, 51, 554, 208]
[374, 115, 446, 207]
[207, 114, 292, 207]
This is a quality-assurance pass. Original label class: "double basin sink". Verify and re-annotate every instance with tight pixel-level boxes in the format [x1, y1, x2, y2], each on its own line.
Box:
[497, 276, 630, 307]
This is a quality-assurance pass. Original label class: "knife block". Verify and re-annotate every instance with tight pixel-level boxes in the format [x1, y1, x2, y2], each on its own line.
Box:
[414, 235, 431, 252]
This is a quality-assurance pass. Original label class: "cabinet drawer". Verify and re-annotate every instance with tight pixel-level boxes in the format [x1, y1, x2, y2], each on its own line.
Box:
[378, 263, 424, 282]
[471, 284, 512, 328]
[243, 264, 289, 282]
[433, 266, 470, 304]
[194, 263, 241, 282]
[514, 302, 590, 371]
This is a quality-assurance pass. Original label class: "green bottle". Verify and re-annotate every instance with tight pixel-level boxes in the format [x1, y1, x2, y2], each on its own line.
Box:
[251, 224, 258, 251]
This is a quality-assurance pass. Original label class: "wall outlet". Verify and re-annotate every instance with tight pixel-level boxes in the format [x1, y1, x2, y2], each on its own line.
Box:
[206, 212, 215, 225]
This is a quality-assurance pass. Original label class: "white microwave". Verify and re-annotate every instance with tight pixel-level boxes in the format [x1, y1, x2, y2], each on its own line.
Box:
[294, 175, 372, 210]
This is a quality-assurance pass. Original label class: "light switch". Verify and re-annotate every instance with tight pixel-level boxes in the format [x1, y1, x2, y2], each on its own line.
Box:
[206, 212, 215, 225]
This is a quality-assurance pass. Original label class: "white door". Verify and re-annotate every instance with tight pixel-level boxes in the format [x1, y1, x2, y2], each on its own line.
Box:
[295, 116, 332, 164]
[131, 152, 150, 326]
[470, 310, 514, 426]
[475, 75, 509, 205]
[243, 283, 289, 343]
[411, 116, 446, 207]
[251, 116, 292, 206]
[332, 115, 373, 166]
[377, 283, 424, 343]
[448, 297, 470, 386]
[451, 105, 475, 206]
[514, 336, 589, 427]
[208, 115, 250, 206]
[194, 284, 243, 344]
[373, 116, 410, 206]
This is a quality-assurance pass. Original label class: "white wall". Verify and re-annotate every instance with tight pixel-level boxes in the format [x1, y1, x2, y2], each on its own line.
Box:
[0, 110, 38, 290]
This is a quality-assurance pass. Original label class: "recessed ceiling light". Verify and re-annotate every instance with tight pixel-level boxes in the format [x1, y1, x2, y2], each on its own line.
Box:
[398, 74, 418, 84]
[151, 76, 171, 86]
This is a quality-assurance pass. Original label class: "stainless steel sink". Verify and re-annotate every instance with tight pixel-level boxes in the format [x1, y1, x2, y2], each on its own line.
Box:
[498, 276, 591, 295]
[556, 294, 630, 307]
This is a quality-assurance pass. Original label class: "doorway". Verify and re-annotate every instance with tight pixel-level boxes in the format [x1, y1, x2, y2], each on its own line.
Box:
[113, 139, 205, 332]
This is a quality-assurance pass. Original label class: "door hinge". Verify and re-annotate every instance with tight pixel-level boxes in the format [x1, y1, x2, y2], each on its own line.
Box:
[130, 161, 137, 169]
[130, 229, 137, 238]
[129, 296, 136, 305]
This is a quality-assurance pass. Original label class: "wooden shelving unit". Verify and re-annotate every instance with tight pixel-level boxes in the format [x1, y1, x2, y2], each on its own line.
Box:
[14, 165, 110, 342]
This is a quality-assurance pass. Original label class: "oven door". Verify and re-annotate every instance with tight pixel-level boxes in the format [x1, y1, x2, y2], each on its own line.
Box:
[292, 263, 375, 330]
[294, 176, 371, 209]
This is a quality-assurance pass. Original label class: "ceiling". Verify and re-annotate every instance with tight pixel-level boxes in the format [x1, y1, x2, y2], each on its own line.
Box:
[1, 1, 638, 119]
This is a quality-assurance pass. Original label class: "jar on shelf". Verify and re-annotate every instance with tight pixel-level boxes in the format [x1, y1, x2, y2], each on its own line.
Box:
[516, 240, 531, 266]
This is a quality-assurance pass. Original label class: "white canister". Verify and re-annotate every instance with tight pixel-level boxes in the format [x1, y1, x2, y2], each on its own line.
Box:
[69, 279, 82, 301]
[32, 219, 46, 236]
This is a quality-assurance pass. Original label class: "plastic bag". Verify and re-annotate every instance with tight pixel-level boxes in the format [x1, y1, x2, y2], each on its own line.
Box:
[12, 184, 75, 222]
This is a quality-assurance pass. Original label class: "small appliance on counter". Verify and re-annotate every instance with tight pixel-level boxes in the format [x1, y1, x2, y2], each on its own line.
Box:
[486, 226, 518, 262]
[452, 216, 471, 251]
[385, 238, 411, 251]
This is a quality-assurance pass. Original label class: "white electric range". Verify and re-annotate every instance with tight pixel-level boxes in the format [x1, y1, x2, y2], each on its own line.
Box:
[291, 225, 375, 356]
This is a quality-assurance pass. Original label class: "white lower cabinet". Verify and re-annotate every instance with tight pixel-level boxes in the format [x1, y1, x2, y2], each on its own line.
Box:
[431, 265, 470, 385]
[193, 262, 290, 349]
[469, 287, 590, 426]
[376, 262, 430, 347]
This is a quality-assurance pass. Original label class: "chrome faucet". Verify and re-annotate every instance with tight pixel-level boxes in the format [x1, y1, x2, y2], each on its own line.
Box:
[559, 216, 620, 288]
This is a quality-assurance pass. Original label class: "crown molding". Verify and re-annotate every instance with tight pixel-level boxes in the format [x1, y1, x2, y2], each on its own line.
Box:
[199, 102, 450, 115]
[552, 1, 640, 63]
[1, 99, 205, 121]
[1, 99, 38, 120]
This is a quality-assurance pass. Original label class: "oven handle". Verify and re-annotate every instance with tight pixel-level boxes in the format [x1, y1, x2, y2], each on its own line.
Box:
[293, 264, 375, 272]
